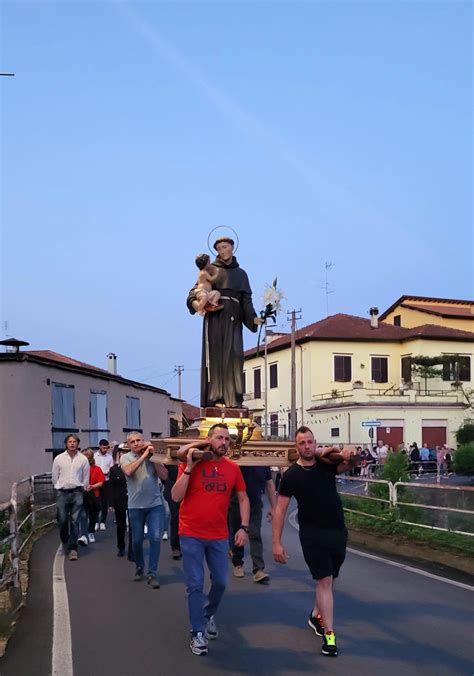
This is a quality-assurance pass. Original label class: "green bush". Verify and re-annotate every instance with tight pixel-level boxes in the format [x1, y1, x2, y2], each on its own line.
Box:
[455, 424, 474, 446]
[454, 442, 474, 475]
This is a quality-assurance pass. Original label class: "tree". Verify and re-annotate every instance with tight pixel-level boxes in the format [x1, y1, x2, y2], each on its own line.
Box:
[453, 442, 474, 476]
[456, 424, 474, 446]
[410, 355, 443, 394]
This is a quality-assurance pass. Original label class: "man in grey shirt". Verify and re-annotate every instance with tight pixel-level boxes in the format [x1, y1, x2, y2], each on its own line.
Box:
[121, 431, 168, 588]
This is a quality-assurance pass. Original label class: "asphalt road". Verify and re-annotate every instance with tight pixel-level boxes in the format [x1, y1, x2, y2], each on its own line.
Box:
[1, 505, 473, 676]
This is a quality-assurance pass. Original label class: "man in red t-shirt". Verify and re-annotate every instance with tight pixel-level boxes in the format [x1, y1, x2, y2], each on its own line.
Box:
[172, 423, 250, 656]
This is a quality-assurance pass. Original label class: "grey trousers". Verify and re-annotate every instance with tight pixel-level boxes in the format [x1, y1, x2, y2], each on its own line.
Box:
[229, 498, 265, 573]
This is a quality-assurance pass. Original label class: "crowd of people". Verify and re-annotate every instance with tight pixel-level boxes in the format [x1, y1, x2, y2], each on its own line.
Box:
[344, 439, 455, 478]
[51, 427, 358, 658]
[51, 427, 453, 659]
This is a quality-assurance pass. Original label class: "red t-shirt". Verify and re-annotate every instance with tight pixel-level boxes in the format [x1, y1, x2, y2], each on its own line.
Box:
[178, 457, 246, 540]
[90, 465, 105, 497]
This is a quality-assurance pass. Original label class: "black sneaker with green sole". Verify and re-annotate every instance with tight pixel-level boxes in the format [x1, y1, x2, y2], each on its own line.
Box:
[321, 632, 338, 657]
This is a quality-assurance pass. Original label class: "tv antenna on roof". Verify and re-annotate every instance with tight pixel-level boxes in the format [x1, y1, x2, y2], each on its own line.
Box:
[319, 261, 335, 316]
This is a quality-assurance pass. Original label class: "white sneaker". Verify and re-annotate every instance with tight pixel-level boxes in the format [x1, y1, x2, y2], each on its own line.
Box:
[204, 615, 218, 640]
[88, 533, 96, 543]
[99, 523, 106, 531]
[162, 531, 168, 541]
[77, 535, 89, 547]
[94, 523, 99, 532]
[190, 632, 208, 656]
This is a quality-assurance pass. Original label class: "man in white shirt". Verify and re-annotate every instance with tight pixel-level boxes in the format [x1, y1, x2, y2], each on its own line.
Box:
[94, 439, 114, 530]
[51, 434, 90, 561]
[376, 440, 388, 464]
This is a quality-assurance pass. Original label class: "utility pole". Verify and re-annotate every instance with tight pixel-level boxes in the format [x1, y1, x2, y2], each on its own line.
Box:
[174, 365, 184, 399]
[287, 309, 302, 438]
[263, 323, 268, 438]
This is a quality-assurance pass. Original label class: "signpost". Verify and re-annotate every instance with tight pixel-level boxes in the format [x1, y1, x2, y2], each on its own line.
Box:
[361, 420, 380, 442]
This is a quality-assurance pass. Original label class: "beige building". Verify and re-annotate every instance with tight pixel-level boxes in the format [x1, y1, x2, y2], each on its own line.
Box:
[243, 301, 473, 449]
[379, 295, 474, 332]
[0, 348, 182, 500]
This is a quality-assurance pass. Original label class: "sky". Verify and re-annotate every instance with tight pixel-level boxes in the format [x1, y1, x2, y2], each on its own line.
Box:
[0, 0, 472, 404]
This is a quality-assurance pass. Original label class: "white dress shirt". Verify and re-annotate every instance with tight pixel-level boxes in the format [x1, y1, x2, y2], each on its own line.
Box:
[52, 451, 90, 490]
[94, 451, 114, 480]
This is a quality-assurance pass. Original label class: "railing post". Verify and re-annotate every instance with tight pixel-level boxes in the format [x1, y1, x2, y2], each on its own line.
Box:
[10, 482, 19, 588]
[30, 475, 36, 531]
[391, 482, 397, 510]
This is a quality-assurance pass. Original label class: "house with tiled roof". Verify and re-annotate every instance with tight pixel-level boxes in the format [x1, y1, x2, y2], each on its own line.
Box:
[379, 295, 474, 331]
[0, 346, 184, 499]
[243, 303, 474, 448]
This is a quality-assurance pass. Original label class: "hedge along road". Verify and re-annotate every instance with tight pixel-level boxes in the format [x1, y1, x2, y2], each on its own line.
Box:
[1, 506, 473, 676]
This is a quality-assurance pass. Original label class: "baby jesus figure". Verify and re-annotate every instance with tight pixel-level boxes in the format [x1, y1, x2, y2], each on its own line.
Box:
[191, 253, 223, 316]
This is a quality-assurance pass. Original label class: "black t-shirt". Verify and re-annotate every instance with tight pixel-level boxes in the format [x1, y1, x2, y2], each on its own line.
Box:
[241, 467, 271, 505]
[278, 462, 345, 530]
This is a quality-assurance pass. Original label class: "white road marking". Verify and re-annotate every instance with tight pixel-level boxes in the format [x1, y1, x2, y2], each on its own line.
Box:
[288, 509, 474, 592]
[52, 546, 73, 676]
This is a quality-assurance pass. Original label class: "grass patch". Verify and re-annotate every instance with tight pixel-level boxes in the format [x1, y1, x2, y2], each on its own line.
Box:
[344, 510, 474, 558]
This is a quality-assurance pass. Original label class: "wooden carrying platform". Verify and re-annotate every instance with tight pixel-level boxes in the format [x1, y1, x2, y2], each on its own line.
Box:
[149, 437, 298, 467]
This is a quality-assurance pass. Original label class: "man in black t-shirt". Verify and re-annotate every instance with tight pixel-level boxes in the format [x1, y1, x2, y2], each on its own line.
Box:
[272, 426, 358, 658]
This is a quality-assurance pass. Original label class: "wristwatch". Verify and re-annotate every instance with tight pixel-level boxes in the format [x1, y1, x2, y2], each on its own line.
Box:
[240, 525, 249, 533]
[183, 470, 192, 475]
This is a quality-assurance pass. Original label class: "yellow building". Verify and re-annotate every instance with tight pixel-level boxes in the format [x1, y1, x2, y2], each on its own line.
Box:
[379, 295, 474, 332]
[243, 302, 474, 449]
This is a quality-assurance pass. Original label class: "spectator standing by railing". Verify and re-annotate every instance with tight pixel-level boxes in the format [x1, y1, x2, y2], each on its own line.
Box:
[51, 434, 90, 561]
[436, 445, 447, 478]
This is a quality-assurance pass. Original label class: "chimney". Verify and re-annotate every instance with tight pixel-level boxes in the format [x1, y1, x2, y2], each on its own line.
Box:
[369, 307, 379, 329]
[107, 352, 117, 375]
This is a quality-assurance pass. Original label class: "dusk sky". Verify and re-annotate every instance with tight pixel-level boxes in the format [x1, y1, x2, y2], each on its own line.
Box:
[1, 1, 472, 404]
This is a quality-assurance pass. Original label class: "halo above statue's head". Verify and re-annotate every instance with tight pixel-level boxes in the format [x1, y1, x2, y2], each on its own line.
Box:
[207, 226, 239, 255]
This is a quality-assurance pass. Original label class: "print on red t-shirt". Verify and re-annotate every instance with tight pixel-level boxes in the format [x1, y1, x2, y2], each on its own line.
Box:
[178, 457, 246, 540]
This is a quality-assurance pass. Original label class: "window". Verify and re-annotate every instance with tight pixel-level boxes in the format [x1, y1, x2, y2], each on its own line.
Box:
[269, 363, 278, 389]
[242, 371, 246, 394]
[89, 391, 108, 446]
[401, 356, 412, 384]
[393, 315, 401, 326]
[169, 418, 179, 437]
[334, 356, 351, 382]
[443, 356, 471, 382]
[51, 383, 76, 448]
[372, 357, 388, 383]
[125, 396, 141, 430]
[331, 428, 340, 437]
[270, 413, 279, 437]
[253, 368, 262, 399]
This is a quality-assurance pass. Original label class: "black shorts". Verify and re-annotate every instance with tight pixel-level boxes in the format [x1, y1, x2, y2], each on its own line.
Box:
[299, 527, 347, 580]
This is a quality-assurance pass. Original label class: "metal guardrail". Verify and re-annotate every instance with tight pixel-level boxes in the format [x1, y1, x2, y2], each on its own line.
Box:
[0, 473, 55, 590]
[337, 475, 474, 537]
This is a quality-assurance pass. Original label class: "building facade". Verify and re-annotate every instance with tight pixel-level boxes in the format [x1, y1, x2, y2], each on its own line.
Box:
[243, 302, 473, 448]
[0, 350, 182, 499]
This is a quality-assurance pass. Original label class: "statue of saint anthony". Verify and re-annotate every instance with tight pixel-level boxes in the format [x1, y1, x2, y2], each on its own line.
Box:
[186, 237, 262, 408]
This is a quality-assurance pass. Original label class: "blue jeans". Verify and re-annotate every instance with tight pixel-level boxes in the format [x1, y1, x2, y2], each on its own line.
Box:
[128, 505, 164, 575]
[56, 488, 83, 552]
[180, 536, 229, 634]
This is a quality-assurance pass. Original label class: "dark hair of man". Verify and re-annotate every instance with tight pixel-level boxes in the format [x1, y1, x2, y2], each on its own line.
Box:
[213, 237, 234, 251]
[64, 433, 80, 445]
[208, 422, 229, 436]
[99, 439, 109, 447]
[195, 253, 210, 270]
[294, 425, 313, 439]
